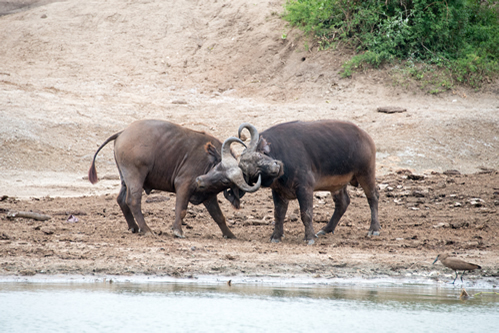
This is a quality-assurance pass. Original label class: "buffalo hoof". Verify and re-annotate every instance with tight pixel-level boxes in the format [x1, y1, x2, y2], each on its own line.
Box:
[306, 238, 315, 245]
[316, 230, 333, 237]
[129, 226, 140, 233]
[367, 230, 380, 237]
[139, 228, 157, 238]
[173, 229, 185, 238]
[316, 230, 326, 237]
[138, 227, 152, 234]
[223, 234, 237, 239]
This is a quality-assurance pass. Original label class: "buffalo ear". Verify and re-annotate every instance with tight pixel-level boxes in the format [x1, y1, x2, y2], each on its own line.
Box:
[205, 142, 221, 164]
[257, 138, 271, 154]
[224, 187, 244, 209]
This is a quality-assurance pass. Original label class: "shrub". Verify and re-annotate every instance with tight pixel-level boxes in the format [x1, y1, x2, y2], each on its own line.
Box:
[283, 0, 499, 88]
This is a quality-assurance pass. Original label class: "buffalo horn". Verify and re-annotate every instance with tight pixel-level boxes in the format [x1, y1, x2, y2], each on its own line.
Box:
[221, 137, 261, 193]
[221, 137, 246, 163]
[238, 123, 259, 153]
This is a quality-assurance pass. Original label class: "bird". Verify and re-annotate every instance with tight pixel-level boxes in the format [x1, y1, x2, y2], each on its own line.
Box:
[433, 253, 481, 284]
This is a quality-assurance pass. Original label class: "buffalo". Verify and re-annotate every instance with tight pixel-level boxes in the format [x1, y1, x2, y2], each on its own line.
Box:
[88, 119, 260, 238]
[237, 120, 380, 244]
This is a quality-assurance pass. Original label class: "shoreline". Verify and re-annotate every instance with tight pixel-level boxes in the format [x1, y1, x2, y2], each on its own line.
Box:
[1, 273, 497, 290]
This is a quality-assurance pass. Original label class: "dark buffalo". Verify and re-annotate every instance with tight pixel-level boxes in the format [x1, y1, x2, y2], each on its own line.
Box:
[237, 120, 380, 244]
[88, 119, 260, 238]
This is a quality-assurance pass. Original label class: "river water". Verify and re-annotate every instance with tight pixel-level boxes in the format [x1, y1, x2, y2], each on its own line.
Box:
[1, 277, 498, 332]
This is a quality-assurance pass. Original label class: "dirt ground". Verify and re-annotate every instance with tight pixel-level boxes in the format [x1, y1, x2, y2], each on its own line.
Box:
[1, 170, 499, 282]
[0, 0, 498, 283]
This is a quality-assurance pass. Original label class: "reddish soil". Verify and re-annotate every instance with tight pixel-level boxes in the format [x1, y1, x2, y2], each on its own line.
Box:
[1, 171, 498, 283]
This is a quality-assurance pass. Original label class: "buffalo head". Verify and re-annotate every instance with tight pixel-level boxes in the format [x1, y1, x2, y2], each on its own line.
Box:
[237, 123, 283, 187]
[196, 136, 261, 208]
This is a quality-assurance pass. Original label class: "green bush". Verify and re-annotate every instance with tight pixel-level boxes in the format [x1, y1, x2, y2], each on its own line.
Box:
[283, 0, 499, 89]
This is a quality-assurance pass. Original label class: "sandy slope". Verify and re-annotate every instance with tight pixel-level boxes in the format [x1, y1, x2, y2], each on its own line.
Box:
[1, 0, 498, 198]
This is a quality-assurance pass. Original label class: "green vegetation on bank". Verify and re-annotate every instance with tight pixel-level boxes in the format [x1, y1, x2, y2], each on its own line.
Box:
[283, 0, 499, 91]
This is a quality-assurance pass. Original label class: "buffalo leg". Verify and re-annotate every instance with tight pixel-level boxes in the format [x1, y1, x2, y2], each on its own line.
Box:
[203, 196, 236, 239]
[296, 187, 316, 245]
[117, 182, 139, 233]
[172, 184, 190, 238]
[316, 186, 350, 237]
[124, 179, 153, 235]
[270, 189, 289, 243]
[358, 173, 380, 236]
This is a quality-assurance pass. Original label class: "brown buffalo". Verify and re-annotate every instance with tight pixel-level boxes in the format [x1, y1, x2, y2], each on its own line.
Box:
[88, 119, 260, 238]
[238, 120, 380, 244]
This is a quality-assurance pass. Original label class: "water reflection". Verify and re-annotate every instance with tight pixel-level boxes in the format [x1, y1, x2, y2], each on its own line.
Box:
[0, 281, 498, 332]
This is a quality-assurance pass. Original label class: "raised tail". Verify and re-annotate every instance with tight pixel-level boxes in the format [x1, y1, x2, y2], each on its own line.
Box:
[88, 132, 122, 184]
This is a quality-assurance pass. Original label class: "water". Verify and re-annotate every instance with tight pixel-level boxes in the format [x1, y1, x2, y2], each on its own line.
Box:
[1, 278, 498, 333]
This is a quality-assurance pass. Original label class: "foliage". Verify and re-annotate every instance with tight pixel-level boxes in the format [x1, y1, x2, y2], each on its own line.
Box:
[283, 0, 499, 89]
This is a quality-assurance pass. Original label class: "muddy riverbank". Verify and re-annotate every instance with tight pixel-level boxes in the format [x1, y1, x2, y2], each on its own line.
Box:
[1, 171, 498, 284]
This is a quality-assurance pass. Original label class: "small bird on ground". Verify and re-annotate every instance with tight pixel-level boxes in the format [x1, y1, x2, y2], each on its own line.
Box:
[433, 253, 481, 284]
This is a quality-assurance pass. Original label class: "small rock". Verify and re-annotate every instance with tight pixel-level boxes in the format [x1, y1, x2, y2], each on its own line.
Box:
[377, 106, 407, 113]
[465, 241, 479, 249]
[450, 221, 469, 229]
[66, 215, 79, 223]
[470, 198, 484, 207]
[433, 222, 449, 229]
[332, 263, 347, 268]
[378, 184, 389, 191]
[407, 174, 424, 181]
[399, 190, 411, 197]
[443, 170, 461, 175]
[412, 190, 427, 197]
[478, 167, 496, 174]
[19, 269, 36, 276]
[40, 227, 55, 235]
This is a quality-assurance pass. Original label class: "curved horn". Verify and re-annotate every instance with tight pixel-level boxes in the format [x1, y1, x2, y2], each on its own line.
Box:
[221, 137, 246, 166]
[238, 123, 259, 153]
[222, 136, 261, 192]
[230, 172, 261, 193]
